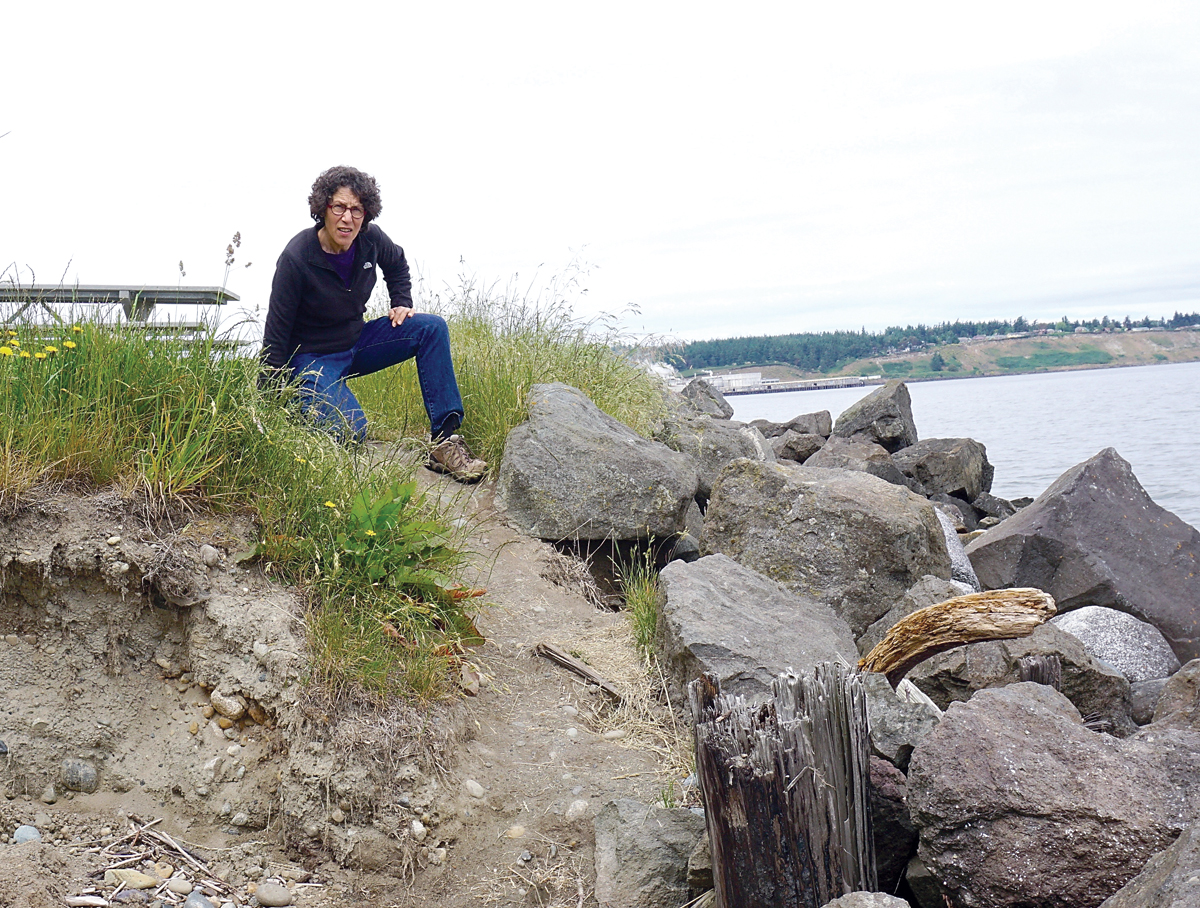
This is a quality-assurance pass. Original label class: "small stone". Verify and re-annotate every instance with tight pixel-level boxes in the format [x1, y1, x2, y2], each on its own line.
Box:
[188, 721, 199, 736]
[561, 704, 578, 717]
[281, 868, 310, 882]
[40, 783, 57, 804]
[61, 758, 100, 793]
[603, 729, 626, 740]
[330, 808, 345, 824]
[566, 799, 590, 820]
[112, 561, 130, 574]
[463, 779, 485, 799]
[565, 727, 578, 739]
[107, 535, 122, 545]
[167, 878, 193, 894]
[254, 882, 291, 907]
[202, 706, 215, 719]
[504, 825, 526, 839]
[411, 819, 427, 842]
[3, 634, 17, 645]
[231, 812, 250, 827]
[183, 893, 216, 908]
[226, 744, 241, 757]
[154, 861, 174, 879]
[520, 850, 533, 862]
[209, 690, 246, 720]
[200, 545, 220, 567]
[176, 682, 190, 694]
[104, 868, 160, 889]
[428, 846, 447, 865]
[246, 701, 270, 725]
[217, 717, 234, 730]
[12, 824, 40, 844]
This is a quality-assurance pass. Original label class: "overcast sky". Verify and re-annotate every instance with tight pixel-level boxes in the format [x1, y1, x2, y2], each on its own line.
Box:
[4, 2, 1198, 343]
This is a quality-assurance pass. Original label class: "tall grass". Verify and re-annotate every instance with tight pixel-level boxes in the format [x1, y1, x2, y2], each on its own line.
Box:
[349, 270, 667, 470]
[0, 316, 471, 700]
[2, 275, 667, 702]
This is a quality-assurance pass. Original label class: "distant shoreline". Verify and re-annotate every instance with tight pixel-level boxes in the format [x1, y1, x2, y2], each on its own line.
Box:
[688, 328, 1200, 389]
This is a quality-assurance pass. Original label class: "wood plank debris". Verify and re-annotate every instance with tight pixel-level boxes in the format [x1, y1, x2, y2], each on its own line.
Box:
[533, 642, 623, 701]
[858, 587, 1056, 687]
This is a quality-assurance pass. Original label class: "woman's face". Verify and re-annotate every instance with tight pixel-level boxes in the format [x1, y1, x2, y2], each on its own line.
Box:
[320, 186, 365, 253]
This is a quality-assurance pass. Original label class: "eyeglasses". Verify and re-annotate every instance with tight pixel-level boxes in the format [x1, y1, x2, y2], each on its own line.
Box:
[328, 203, 365, 220]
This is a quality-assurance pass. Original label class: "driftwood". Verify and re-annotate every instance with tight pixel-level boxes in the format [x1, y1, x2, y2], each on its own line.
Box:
[689, 665, 876, 908]
[533, 642, 623, 701]
[859, 587, 1056, 688]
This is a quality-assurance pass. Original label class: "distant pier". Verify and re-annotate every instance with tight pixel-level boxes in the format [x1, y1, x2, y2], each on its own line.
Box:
[720, 375, 883, 396]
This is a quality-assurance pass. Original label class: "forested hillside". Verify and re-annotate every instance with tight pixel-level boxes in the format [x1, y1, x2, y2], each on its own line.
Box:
[673, 313, 1200, 372]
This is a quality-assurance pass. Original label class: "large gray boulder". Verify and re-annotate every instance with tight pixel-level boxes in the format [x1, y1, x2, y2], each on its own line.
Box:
[1154, 658, 1200, 730]
[908, 683, 1200, 908]
[907, 622, 1136, 736]
[657, 554, 857, 704]
[966, 447, 1200, 663]
[832, 381, 917, 453]
[1099, 822, 1200, 908]
[496, 383, 698, 541]
[858, 575, 973, 657]
[662, 415, 774, 501]
[936, 508, 980, 592]
[806, 435, 916, 490]
[1052, 606, 1182, 683]
[771, 430, 825, 463]
[891, 437, 993, 502]
[680, 378, 734, 418]
[822, 894, 911, 908]
[594, 798, 706, 908]
[702, 460, 952, 637]
[861, 673, 942, 771]
[869, 756, 920, 895]
[749, 409, 832, 439]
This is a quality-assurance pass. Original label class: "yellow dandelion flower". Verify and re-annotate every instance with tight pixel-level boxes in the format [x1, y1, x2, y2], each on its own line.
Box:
[9, 341, 18, 347]
[63, 340, 77, 349]
[19, 350, 31, 358]
[43, 345, 58, 354]
[324, 500, 336, 508]
[5, 330, 15, 336]
[364, 529, 377, 536]
[0, 347, 12, 356]
[34, 351, 47, 360]
[72, 325, 83, 333]
[294, 456, 307, 463]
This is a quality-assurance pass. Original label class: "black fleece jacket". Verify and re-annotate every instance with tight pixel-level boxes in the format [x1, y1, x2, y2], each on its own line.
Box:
[260, 223, 413, 370]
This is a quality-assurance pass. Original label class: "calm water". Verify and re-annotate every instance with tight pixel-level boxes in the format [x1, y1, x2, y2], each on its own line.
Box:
[730, 361, 1200, 530]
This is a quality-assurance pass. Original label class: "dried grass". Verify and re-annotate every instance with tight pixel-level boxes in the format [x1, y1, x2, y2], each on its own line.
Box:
[474, 833, 592, 908]
[539, 547, 610, 611]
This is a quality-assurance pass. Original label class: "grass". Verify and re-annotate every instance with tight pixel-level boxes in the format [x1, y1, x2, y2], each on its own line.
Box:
[348, 269, 666, 471]
[1, 274, 665, 702]
[618, 546, 662, 658]
[994, 346, 1114, 370]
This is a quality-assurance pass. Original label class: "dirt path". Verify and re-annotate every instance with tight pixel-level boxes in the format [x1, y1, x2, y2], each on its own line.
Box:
[0, 474, 688, 907]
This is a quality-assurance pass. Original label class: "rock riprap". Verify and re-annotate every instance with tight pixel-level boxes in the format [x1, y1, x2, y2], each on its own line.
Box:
[967, 447, 1200, 663]
[656, 553, 857, 703]
[831, 380, 917, 452]
[1052, 606, 1181, 683]
[593, 798, 705, 908]
[702, 459, 951, 637]
[907, 683, 1200, 908]
[496, 383, 698, 541]
[891, 437, 993, 502]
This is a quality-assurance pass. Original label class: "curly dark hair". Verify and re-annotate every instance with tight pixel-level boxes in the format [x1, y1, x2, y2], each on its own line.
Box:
[308, 165, 383, 224]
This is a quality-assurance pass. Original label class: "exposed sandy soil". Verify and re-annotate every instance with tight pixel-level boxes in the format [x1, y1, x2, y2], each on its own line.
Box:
[0, 472, 689, 907]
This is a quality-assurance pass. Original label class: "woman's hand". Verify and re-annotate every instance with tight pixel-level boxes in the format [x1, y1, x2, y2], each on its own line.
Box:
[388, 305, 415, 327]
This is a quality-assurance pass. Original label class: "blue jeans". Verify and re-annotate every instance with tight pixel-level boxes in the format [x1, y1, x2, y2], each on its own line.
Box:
[288, 313, 463, 443]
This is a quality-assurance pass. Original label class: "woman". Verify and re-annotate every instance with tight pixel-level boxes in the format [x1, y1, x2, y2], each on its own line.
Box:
[261, 165, 486, 482]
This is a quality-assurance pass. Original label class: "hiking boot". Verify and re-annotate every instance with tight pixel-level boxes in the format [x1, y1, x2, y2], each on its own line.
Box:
[428, 435, 488, 482]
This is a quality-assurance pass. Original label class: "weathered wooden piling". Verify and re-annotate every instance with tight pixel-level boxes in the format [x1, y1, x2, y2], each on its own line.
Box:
[689, 663, 876, 908]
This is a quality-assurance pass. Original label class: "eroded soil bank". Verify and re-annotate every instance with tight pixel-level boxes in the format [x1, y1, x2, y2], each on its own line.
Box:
[1, 480, 683, 907]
